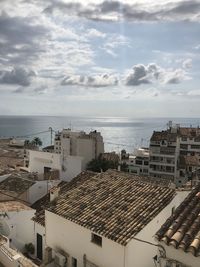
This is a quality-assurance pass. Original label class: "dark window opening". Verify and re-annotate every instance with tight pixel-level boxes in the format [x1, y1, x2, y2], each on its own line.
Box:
[91, 233, 102, 247]
[72, 257, 77, 267]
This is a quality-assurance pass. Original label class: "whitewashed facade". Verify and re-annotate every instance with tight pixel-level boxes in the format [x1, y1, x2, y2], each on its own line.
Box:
[26, 150, 84, 181]
[45, 191, 188, 267]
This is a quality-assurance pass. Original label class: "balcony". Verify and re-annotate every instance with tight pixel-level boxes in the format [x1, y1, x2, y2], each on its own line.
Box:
[160, 147, 176, 155]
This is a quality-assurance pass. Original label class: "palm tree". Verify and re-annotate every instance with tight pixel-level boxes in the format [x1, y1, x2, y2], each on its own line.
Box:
[32, 137, 42, 147]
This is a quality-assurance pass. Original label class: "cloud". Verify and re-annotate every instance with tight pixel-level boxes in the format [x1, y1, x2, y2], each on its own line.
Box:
[101, 34, 130, 58]
[125, 63, 190, 86]
[43, 0, 200, 22]
[0, 67, 36, 86]
[86, 28, 106, 38]
[182, 58, 192, 69]
[125, 64, 151, 86]
[61, 73, 118, 87]
[0, 11, 49, 66]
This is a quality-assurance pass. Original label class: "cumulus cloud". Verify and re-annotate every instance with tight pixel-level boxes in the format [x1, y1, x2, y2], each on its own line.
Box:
[43, 0, 200, 22]
[0, 67, 36, 86]
[0, 11, 49, 66]
[125, 64, 151, 86]
[125, 63, 190, 86]
[61, 73, 118, 87]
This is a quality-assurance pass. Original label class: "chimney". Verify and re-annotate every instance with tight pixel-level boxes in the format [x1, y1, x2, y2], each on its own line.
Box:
[50, 186, 60, 202]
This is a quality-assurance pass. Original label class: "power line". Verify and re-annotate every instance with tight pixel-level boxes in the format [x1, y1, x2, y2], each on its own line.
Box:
[16, 130, 50, 138]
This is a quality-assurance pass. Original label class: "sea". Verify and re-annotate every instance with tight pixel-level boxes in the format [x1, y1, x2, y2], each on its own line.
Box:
[0, 116, 200, 153]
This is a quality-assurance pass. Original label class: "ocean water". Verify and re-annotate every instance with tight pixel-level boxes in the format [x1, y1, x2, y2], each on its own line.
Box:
[0, 116, 200, 152]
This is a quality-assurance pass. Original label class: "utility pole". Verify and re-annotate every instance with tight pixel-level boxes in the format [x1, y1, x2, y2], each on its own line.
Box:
[49, 127, 53, 145]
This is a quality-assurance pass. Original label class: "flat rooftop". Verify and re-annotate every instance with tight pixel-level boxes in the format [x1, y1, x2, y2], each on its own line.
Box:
[0, 201, 32, 212]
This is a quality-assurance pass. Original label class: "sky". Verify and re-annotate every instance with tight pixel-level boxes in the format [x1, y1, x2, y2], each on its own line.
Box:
[1, 0, 200, 117]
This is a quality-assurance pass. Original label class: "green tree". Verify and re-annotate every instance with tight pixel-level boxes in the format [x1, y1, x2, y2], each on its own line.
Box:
[87, 156, 118, 172]
[31, 137, 42, 147]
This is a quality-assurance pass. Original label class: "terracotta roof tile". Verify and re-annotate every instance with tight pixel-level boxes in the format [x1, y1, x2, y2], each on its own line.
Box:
[31, 171, 96, 226]
[0, 175, 35, 195]
[48, 169, 175, 245]
[151, 130, 177, 142]
[155, 183, 200, 256]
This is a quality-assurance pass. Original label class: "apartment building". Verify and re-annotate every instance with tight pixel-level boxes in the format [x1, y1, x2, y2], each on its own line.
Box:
[128, 147, 149, 176]
[54, 129, 104, 168]
[149, 121, 200, 186]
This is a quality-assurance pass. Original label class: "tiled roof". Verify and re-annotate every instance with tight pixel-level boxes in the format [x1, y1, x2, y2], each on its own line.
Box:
[155, 183, 200, 257]
[0, 175, 35, 195]
[48, 169, 175, 245]
[179, 127, 200, 139]
[31, 170, 96, 226]
[150, 130, 177, 142]
[0, 201, 32, 212]
[151, 127, 200, 142]
[0, 149, 24, 169]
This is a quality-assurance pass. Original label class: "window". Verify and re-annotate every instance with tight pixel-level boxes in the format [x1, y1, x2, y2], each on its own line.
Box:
[91, 233, 102, 247]
[135, 160, 142, 165]
[72, 257, 77, 267]
[171, 206, 176, 215]
[191, 144, 200, 149]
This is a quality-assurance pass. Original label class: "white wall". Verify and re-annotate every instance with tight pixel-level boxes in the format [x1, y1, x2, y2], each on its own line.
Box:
[0, 209, 35, 252]
[28, 150, 61, 174]
[28, 180, 60, 204]
[46, 211, 125, 267]
[160, 243, 200, 267]
[125, 191, 190, 267]
[34, 222, 45, 260]
[60, 155, 83, 181]
[28, 150, 84, 182]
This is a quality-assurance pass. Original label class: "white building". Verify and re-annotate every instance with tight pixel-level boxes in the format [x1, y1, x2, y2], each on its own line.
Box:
[155, 184, 200, 267]
[149, 122, 200, 186]
[0, 201, 35, 252]
[40, 169, 189, 267]
[0, 173, 59, 204]
[54, 129, 104, 168]
[9, 138, 25, 148]
[0, 234, 38, 267]
[128, 147, 149, 175]
[25, 150, 84, 182]
[31, 171, 96, 262]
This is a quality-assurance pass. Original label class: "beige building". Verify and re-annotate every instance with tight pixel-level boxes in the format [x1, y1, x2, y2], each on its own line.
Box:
[54, 129, 104, 168]
[128, 148, 149, 175]
[149, 122, 200, 186]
